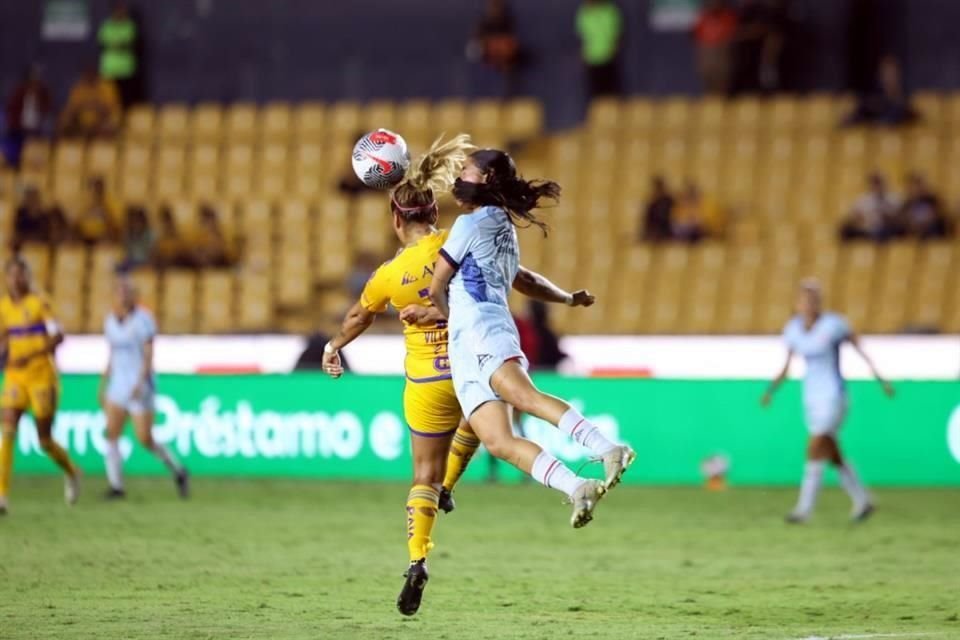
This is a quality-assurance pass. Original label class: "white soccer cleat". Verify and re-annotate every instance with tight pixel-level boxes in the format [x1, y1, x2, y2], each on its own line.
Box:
[64, 472, 81, 506]
[602, 445, 636, 491]
[569, 480, 605, 529]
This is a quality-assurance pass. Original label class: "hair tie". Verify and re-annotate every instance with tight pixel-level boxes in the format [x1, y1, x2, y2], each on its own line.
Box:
[391, 194, 437, 214]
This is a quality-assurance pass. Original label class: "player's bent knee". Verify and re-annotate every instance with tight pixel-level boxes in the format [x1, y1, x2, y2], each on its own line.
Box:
[38, 436, 56, 451]
[483, 435, 517, 462]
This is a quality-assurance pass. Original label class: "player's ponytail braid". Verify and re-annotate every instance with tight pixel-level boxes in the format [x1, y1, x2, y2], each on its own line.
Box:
[391, 134, 474, 224]
[452, 149, 559, 236]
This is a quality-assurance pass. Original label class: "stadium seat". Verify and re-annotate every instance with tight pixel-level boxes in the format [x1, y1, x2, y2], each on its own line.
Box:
[277, 245, 312, 308]
[237, 270, 274, 330]
[261, 102, 292, 141]
[157, 104, 190, 143]
[586, 98, 621, 132]
[504, 99, 544, 139]
[87, 141, 118, 183]
[839, 244, 877, 329]
[364, 100, 398, 131]
[314, 198, 352, 284]
[160, 270, 197, 333]
[295, 102, 327, 141]
[873, 243, 917, 332]
[434, 100, 468, 135]
[124, 105, 155, 141]
[624, 98, 655, 131]
[130, 270, 159, 312]
[225, 103, 259, 143]
[199, 270, 236, 333]
[19, 243, 50, 291]
[192, 103, 224, 143]
[397, 100, 431, 138]
[330, 102, 362, 139]
[769, 96, 799, 131]
[913, 91, 944, 128]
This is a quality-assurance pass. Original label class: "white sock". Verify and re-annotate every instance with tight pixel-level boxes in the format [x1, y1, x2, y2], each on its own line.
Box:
[150, 442, 183, 475]
[105, 440, 124, 490]
[557, 408, 617, 456]
[531, 451, 586, 498]
[838, 463, 870, 511]
[795, 460, 825, 516]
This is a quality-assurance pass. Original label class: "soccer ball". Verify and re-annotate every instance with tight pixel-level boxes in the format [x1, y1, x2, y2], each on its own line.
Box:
[351, 129, 410, 190]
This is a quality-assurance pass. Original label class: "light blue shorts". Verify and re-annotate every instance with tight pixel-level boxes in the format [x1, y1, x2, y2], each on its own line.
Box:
[804, 395, 848, 436]
[106, 376, 156, 415]
[449, 314, 528, 418]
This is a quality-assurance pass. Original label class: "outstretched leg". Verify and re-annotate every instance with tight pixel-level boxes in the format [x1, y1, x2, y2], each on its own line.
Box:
[133, 410, 189, 499]
[824, 435, 873, 521]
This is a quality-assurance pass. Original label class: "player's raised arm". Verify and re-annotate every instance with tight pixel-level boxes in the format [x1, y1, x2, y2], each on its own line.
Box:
[761, 349, 794, 406]
[512, 265, 595, 307]
[428, 257, 455, 319]
[847, 334, 894, 397]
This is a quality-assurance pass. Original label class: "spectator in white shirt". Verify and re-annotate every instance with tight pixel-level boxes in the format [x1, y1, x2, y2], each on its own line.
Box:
[840, 173, 900, 242]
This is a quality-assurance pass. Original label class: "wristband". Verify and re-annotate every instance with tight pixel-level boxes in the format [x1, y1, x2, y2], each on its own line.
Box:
[323, 342, 337, 355]
[564, 293, 575, 306]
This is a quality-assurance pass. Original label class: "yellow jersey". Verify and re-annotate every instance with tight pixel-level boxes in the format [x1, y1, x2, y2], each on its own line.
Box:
[0, 291, 58, 378]
[361, 229, 450, 382]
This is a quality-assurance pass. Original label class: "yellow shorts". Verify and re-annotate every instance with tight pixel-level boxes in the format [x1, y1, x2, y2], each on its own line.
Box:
[1, 371, 59, 420]
[403, 378, 462, 437]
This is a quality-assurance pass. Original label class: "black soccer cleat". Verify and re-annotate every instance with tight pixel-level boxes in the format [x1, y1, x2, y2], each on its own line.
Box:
[396, 559, 429, 616]
[784, 512, 808, 525]
[852, 503, 875, 523]
[438, 487, 455, 514]
[103, 487, 127, 500]
[175, 470, 190, 500]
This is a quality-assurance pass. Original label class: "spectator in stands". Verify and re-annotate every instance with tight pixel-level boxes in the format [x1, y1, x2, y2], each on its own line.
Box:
[672, 181, 724, 243]
[840, 173, 900, 242]
[191, 205, 235, 268]
[641, 176, 675, 242]
[120, 206, 154, 270]
[46, 205, 73, 248]
[576, 0, 623, 99]
[898, 173, 949, 241]
[525, 300, 567, 371]
[59, 67, 122, 138]
[692, 0, 738, 95]
[153, 206, 186, 268]
[733, 0, 789, 94]
[76, 176, 120, 244]
[842, 55, 917, 127]
[13, 186, 49, 246]
[98, 2, 141, 108]
[3, 66, 53, 167]
[468, 0, 521, 76]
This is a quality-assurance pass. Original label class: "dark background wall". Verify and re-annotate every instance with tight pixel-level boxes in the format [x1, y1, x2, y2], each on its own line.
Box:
[3, 0, 960, 129]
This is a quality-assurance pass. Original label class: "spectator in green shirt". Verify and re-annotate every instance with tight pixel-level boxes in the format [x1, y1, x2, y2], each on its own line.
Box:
[575, 0, 623, 98]
[98, 2, 140, 107]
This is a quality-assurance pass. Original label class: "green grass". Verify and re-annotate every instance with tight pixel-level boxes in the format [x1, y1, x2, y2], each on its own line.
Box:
[1, 478, 958, 640]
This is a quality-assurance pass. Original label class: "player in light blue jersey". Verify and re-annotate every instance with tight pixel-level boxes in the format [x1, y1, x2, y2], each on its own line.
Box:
[429, 148, 635, 529]
[762, 279, 893, 523]
[100, 276, 188, 499]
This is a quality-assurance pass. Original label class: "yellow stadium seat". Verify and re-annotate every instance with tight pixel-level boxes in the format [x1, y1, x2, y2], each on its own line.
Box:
[801, 93, 842, 130]
[261, 102, 292, 141]
[295, 102, 327, 141]
[873, 243, 916, 333]
[54, 140, 85, 174]
[658, 97, 691, 134]
[122, 140, 152, 174]
[769, 96, 799, 131]
[695, 97, 726, 133]
[276, 244, 312, 308]
[191, 103, 223, 143]
[352, 196, 392, 256]
[731, 97, 764, 132]
[199, 270, 235, 333]
[157, 104, 190, 143]
[156, 170, 187, 202]
[157, 144, 188, 175]
[87, 141, 118, 181]
[913, 91, 944, 129]
[125, 105, 155, 141]
[470, 100, 502, 135]
[130, 270, 159, 311]
[434, 100, 468, 134]
[224, 103, 259, 143]
[119, 170, 150, 204]
[20, 243, 50, 290]
[86, 279, 113, 332]
[586, 98, 621, 131]
[330, 102, 362, 138]
[397, 100, 431, 137]
[363, 100, 398, 131]
[240, 199, 273, 240]
[721, 263, 760, 334]
[504, 99, 544, 139]
[160, 270, 197, 333]
[225, 144, 255, 172]
[237, 270, 274, 330]
[838, 244, 877, 328]
[624, 98, 655, 130]
[91, 245, 122, 278]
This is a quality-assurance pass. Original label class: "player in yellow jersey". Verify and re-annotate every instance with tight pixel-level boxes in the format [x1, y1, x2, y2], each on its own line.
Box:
[0, 256, 80, 514]
[321, 135, 596, 616]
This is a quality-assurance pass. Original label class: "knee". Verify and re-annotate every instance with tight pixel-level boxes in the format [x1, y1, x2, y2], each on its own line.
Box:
[412, 459, 445, 486]
[38, 436, 55, 451]
[483, 434, 516, 462]
[136, 433, 153, 449]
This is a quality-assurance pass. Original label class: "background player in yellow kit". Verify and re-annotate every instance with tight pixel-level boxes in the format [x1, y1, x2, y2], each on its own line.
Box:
[322, 135, 596, 616]
[0, 256, 80, 514]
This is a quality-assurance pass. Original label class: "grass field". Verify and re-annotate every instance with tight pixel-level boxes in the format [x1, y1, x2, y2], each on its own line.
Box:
[1, 477, 958, 640]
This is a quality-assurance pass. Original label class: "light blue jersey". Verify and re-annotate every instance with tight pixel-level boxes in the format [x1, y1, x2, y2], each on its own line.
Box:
[783, 312, 851, 434]
[440, 206, 528, 417]
[105, 306, 157, 413]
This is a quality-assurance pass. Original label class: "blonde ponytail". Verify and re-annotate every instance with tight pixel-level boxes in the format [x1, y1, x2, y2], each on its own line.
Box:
[391, 133, 474, 221]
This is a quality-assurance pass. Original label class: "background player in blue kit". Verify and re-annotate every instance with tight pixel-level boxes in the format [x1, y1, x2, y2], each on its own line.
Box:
[100, 277, 188, 499]
[762, 279, 894, 524]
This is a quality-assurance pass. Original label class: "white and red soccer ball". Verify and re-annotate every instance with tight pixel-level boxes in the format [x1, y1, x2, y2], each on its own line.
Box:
[351, 128, 411, 189]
